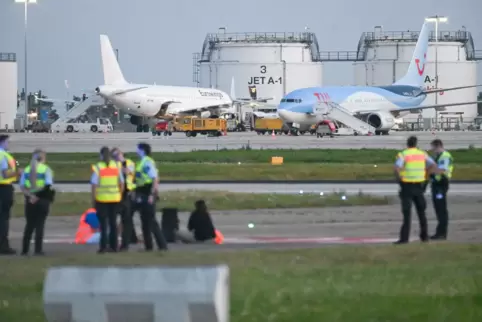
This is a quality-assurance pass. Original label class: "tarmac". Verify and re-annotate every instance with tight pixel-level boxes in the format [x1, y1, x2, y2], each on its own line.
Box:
[8, 195, 482, 254]
[8, 130, 482, 153]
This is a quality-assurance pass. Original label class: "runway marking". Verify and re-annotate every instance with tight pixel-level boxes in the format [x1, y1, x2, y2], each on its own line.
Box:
[41, 236, 403, 245]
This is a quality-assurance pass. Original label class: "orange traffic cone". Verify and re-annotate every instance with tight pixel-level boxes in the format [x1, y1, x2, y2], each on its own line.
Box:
[271, 130, 276, 138]
[215, 229, 224, 244]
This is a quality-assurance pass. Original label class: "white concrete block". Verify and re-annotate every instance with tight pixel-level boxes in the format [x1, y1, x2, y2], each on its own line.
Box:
[43, 265, 229, 322]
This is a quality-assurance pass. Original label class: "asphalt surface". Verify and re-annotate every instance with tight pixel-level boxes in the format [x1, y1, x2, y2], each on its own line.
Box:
[8, 130, 482, 152]
[8, 195, 482, 254]
[23, 182, 482, 196]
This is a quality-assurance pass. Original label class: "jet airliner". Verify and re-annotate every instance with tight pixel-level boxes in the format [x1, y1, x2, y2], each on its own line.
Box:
[277, 22, 481, 135]
[95, 35, 233, 132]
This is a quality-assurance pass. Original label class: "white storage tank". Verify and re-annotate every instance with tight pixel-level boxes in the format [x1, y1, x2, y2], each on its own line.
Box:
[197, 32, 323, 103]
[0, 53, 17, 131]
[353, 28, 480, 120]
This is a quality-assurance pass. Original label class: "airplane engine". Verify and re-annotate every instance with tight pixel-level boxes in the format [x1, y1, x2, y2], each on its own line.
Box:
[366, 111, 395, 131]
[130, 115, 142, 125]
[200, 111, 211, 118]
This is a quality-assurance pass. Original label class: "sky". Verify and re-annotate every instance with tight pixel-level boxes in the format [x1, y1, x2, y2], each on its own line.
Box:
[0, 0, 480, 98]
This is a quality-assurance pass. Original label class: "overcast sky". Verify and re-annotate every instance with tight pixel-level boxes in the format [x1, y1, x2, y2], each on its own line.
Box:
[1, 0, 480, 98]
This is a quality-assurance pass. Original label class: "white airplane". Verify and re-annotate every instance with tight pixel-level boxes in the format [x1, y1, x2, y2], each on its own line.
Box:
[95, 35, 234, 131]
[278, 21, 482, 135]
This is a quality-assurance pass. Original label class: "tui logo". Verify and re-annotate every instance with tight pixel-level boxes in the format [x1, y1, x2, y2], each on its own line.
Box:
[415, 53, 427, 76]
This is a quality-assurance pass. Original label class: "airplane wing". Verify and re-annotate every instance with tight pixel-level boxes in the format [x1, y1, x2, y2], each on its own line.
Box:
[418, 84, 482, 96]
[352, 101, 482, 116]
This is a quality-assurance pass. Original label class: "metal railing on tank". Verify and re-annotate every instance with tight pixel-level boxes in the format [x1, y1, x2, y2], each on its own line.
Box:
[0, 53, 16, 62]
[318, 51, 359, 61]
[200, 32, 321, 62]
[360, 30, 478, 61]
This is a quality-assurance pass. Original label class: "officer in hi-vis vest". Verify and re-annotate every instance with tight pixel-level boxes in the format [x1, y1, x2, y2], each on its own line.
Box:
[19, 149, 54, 256]
[91, 147, 124, 253]
[0, 135, 21, 255]
[394, 136, 437, 244]
[429, 139, 454, 240]
[134, 142, 167, 251]
[111, 147, 139, 250]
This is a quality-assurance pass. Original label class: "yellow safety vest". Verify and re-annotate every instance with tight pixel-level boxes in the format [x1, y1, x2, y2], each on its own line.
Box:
[434, 151, 454, 181]
[117, 159, 136, 191]
[398, 148, 427, 183]
[0, 151, 17, 184]
[92, 160, 121, 203]
[23, 163, 51, 192]
[135, 156, 156, 187]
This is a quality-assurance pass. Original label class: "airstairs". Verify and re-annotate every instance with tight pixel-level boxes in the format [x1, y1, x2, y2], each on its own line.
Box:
[51, 95, 106, 128]
[314, 102, 375, 135]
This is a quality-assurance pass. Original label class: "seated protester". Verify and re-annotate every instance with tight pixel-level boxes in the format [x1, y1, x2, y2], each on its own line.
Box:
[176, 200, 216, 243]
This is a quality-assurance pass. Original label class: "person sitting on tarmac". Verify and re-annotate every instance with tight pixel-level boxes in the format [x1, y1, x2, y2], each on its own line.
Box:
[175, 200, 217, 244]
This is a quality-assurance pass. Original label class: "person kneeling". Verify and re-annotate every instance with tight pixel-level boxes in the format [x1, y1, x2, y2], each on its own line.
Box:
[176, 200, 216, 243]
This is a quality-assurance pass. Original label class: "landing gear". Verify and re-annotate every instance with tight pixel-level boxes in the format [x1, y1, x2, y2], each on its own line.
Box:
[374, 130, 390, 136]
[136, 124, 150, 132]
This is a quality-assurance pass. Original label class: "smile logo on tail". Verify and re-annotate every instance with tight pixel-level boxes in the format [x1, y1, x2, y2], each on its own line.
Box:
[415, 53, 427, 76]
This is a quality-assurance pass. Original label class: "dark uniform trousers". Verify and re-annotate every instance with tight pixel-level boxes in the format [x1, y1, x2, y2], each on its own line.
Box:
[119, 196, 138, 249]
[136, 194, 167, 250]
[96, 202, 120, 252]
[0, 184, 14, 251]
[22, 198, 50, 254]
[431, 182, 449, 238]
[399, 182, 428, 242]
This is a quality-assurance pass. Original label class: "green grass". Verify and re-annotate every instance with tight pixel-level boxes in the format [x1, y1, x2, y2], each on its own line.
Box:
[12, 191, 390, 216]
[12, 148, 482, 164]
[11, 149, 481, 181]
[1, 244, 481, 321]
[34, 162, 482, 181]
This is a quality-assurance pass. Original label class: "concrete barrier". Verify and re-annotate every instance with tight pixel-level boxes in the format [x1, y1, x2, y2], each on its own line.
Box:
[43, 265, 229, 322]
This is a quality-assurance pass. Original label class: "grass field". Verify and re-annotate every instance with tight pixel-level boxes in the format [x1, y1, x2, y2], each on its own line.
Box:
[11, 148, 481, 181]
[25, 162, 482, 181]
[11, 191, 390, 216]
[1, 244, 481, 322]
[13, 148, 482, 164]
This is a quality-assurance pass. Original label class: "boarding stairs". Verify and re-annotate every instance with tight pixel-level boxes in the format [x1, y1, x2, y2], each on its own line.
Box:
[313, 101, 375, 135]
[50, 95, 106, 128]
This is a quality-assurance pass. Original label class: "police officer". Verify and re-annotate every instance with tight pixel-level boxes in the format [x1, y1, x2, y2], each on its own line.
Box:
[134, 142, 168, 251]
[0, 135, 20, 255]
[19, 149, 54, 256]
[91, 146, 124, 253]
[111, 147, 138, 250]
[394, 136, 437, 244]
[429, 139, 453, 240]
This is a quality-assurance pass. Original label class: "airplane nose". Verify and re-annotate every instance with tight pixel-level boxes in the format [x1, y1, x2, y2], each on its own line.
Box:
[277, 109, 289, 120]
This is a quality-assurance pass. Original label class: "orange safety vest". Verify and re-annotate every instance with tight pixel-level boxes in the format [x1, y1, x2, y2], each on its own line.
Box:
[74, 208, 96, 244]
[214, 229, 224, 244]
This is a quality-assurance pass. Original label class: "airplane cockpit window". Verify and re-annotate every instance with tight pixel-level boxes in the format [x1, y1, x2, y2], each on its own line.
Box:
[281, 98, 302, 103]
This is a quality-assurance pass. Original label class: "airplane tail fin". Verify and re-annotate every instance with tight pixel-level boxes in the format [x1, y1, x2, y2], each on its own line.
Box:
[393, 22, 430, 87]
[100, 35, 127, 85]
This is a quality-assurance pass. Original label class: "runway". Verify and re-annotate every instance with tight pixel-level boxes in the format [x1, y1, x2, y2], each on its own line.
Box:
[8, 195, 482, 254]
[25, 182, 482, 196]
[8, 130, 482, 153]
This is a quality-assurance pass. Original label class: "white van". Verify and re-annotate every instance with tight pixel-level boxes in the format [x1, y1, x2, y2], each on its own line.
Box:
[52, 117, 113, 133]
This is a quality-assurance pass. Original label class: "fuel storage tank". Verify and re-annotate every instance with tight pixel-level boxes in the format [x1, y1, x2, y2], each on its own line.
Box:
[0, 53, 17, 130]
[353, 27, 481, 120]
[195, 31, 323, 103]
